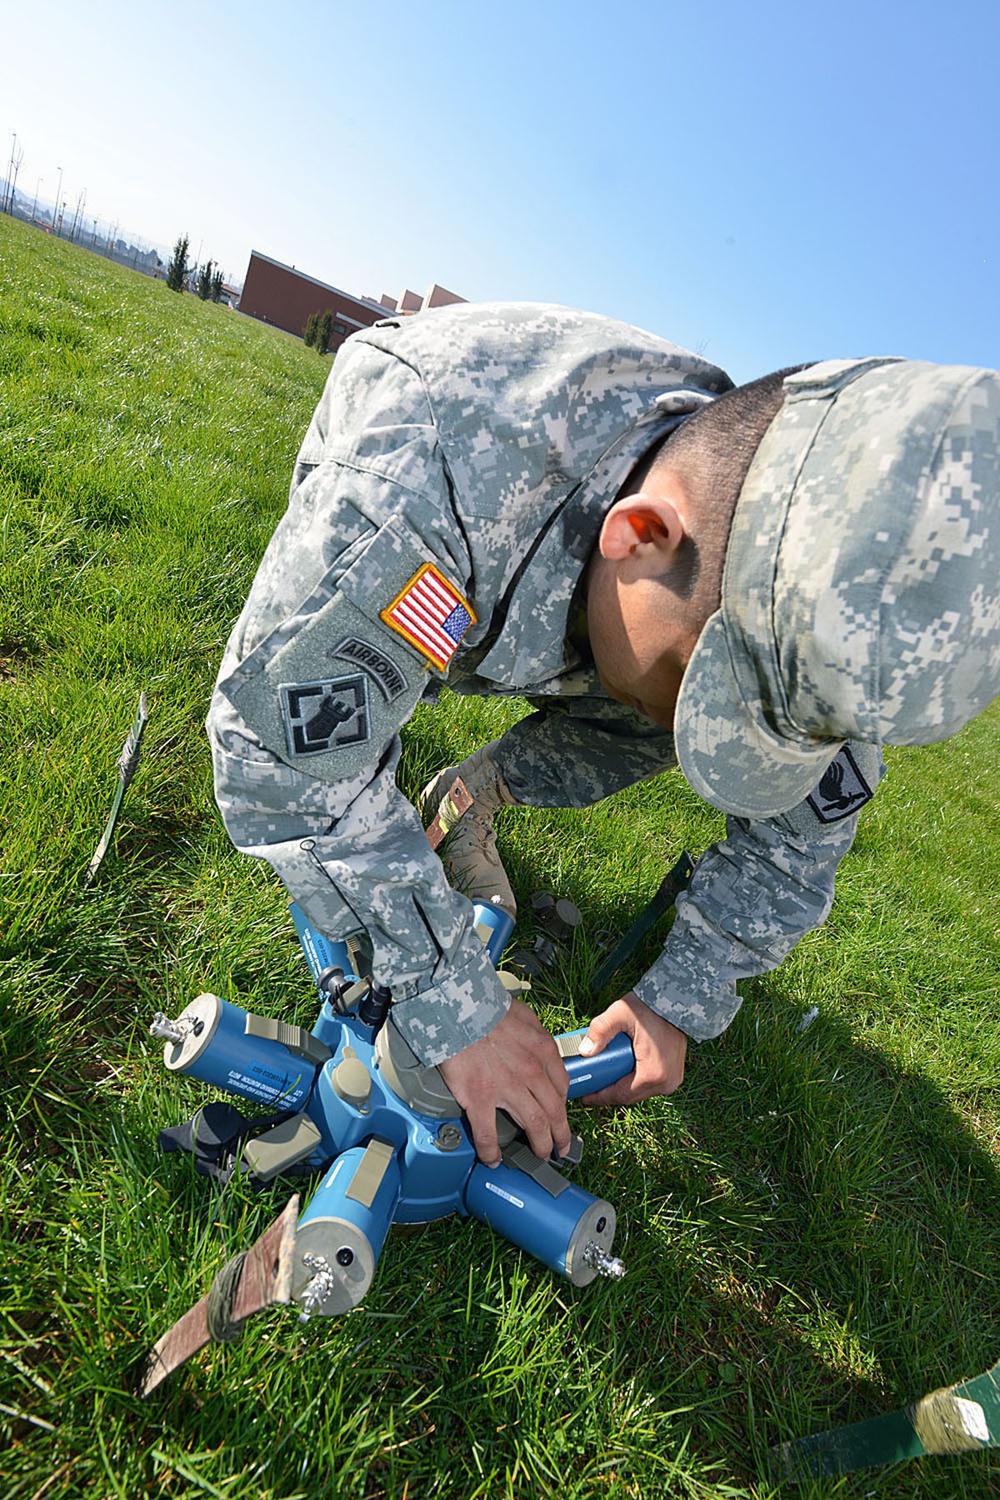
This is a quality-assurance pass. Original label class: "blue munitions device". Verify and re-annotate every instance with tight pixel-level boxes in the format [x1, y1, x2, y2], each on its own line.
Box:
[559, 1028, 636, 1099]
[469, 900, 515, 964]
[464, 1156, 617, 1284]
[290, 904, 360, 991]
[294, 1143, 404, 1315]
[153, 899, 635, 1317]
[291, 899, 516, 981]
[160, 992, 318, 1111]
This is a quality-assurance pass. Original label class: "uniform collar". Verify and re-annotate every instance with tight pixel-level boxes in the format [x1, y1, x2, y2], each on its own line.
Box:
[472, 395, 710, 688]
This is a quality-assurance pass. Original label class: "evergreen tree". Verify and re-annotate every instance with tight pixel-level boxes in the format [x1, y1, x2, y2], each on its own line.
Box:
[197, 259, 215, 300]
[166, 235, 189, 293]
[303, 311, 319, 348]
[316, 310, 333, 356]
[211, 270, 224, 303]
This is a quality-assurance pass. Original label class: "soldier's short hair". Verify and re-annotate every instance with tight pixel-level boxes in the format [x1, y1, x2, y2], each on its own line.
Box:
[652, 366, 812, 608]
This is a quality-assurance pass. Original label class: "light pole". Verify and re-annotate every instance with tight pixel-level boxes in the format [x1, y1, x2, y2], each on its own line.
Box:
[9, 138, 23, 215]
[31, 176, 43, 223]
[69, 188, 85, 243]
[54, 166, 63, 234]
[3, 133, 16, 213]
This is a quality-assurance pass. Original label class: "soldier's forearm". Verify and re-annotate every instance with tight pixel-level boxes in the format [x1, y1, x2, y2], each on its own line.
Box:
[635, 804, 863, 1041]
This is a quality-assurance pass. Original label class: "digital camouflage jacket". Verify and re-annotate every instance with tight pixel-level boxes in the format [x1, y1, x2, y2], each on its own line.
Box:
[207, 303, 881, 1064]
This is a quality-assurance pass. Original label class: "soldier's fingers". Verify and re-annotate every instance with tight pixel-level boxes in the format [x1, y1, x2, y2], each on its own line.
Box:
[500, 1069, 570, 1160]
[464, 1098, 502, 1166]
[581, 998, 636, 1057]
[507, 1099, 554, 1161]
[544, 1048, 571, 1100]
[528, 1076, 573, 1159]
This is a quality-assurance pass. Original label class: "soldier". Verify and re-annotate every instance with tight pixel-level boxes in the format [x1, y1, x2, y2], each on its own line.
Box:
[207, 303, 1000, 1167]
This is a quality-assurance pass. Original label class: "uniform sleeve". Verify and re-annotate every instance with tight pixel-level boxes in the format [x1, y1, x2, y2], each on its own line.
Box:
[634, 743, 885, 1040]
[206, 336, 510, 1066]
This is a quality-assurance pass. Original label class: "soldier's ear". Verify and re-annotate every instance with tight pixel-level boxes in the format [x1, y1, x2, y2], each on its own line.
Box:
[598, 490, 688, 579]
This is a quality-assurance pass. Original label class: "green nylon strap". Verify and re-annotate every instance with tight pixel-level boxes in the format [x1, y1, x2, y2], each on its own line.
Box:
[589, 850, 694, 997]
[205, 1252, 249, 1344]
[84, 692, 148, 884]
[777, 1358, 1000, 1480]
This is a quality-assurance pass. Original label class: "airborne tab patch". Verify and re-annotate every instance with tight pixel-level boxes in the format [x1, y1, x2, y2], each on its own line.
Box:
[807, 745, 874, 823]
[331, 636, 408, 702]
[280, 675, 370, 756]
[379, 563, 475, 673]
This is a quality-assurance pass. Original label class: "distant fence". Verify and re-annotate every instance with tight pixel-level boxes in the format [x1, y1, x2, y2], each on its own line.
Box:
[0, 194, 241, 298]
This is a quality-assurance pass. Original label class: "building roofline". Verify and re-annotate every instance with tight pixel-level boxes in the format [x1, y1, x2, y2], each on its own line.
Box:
[247, 250, 391, 317]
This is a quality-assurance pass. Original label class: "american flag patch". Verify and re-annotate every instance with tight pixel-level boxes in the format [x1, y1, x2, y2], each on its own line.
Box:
[379, 563, 475, 672]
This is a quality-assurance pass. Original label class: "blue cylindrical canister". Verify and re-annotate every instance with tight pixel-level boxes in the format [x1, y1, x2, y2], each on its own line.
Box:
[557, 1029, 636, 1099]
[290, 902, 358, 990]
[464, 1158, 617, 1286]
[471, 901, 515, 964]
[292, 1140, 402, 1314]
[161, 993, 317, 1110]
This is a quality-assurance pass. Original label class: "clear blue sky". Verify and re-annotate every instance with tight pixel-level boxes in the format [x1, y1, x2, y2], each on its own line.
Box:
[4, 0, 997, 381]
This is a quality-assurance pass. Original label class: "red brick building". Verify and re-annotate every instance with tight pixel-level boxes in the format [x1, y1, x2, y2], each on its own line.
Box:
[238, 251, 465, 353]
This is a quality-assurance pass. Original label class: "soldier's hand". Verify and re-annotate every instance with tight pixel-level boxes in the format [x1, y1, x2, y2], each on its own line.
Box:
[578, 992, 687, 1107]
[438, 998, 572, 1167]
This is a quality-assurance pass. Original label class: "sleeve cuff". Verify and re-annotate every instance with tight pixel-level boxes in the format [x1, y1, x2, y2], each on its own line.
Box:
[633, 959, 741, 1043]
[389, 937, 511, 1065]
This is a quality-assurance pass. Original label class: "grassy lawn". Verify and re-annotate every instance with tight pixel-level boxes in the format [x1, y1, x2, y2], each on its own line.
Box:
[2, 212, 999, 1499]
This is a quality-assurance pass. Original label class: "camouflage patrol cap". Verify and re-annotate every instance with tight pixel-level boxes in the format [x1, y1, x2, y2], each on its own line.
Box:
[674, 356, 1000, 817]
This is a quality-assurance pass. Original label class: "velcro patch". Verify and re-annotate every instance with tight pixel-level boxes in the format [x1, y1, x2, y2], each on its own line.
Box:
[280, 675, 370, 756]
[219, 521, 458, 780]
[379, 563, 475, 672]
[806, 744, 874, 823]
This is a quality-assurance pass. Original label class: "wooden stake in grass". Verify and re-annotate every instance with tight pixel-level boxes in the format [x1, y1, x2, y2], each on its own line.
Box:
[139, 1194, 299, 1396]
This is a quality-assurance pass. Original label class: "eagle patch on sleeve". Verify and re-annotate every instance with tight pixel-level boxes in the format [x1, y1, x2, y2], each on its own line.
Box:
[771, 742, 884, 839]
[806, 745, 874, 823]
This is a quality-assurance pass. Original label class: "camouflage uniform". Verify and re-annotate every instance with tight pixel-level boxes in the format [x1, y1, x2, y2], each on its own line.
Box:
[208, 304, 886, 1065]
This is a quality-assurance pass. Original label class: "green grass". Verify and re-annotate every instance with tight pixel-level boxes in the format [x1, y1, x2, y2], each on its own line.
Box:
[2, 211, 1000, 1498]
